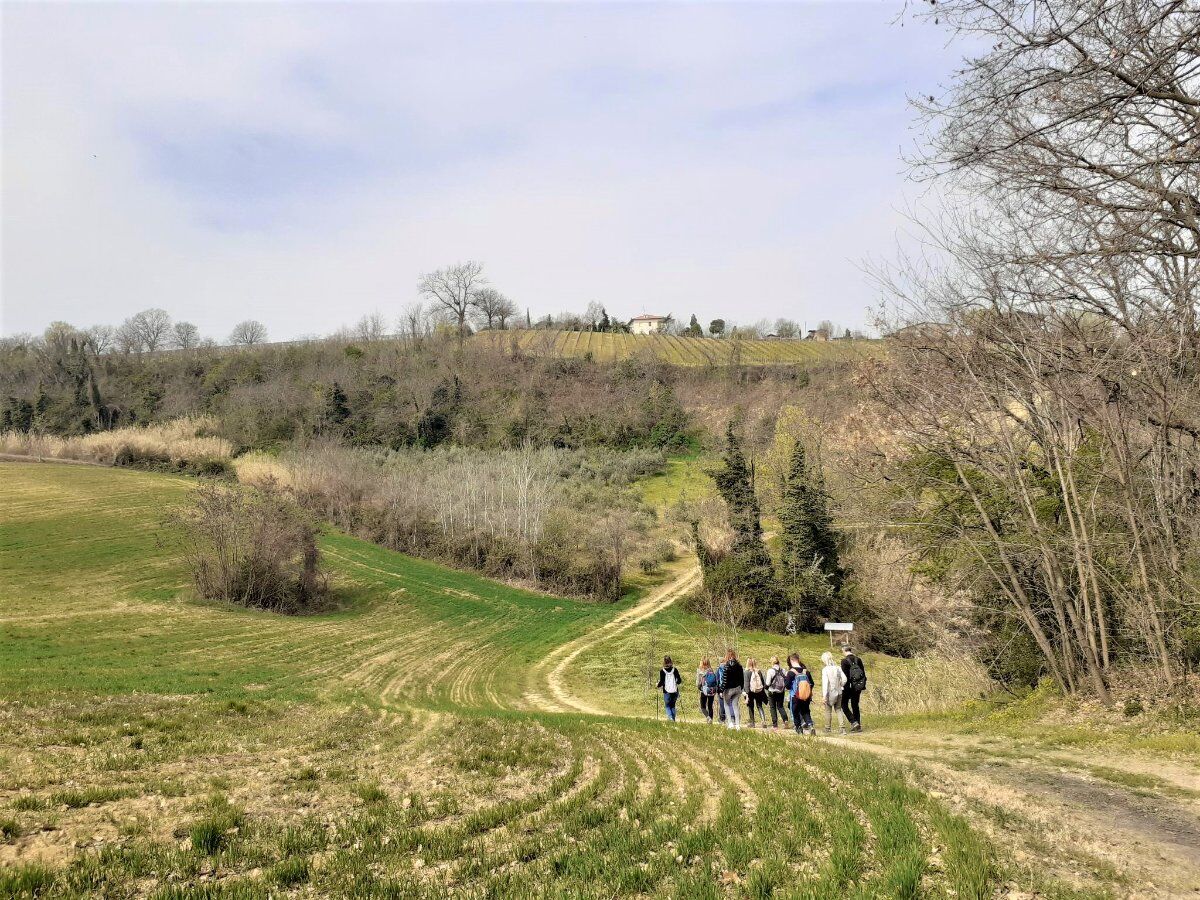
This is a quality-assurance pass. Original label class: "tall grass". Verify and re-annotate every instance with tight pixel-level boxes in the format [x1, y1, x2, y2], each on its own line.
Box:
[0, 417, 232, 468]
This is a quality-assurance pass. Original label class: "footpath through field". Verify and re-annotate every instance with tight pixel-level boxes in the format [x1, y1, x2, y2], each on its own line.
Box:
[518, 555, 1200, 897]
[523, 564, 702, 714]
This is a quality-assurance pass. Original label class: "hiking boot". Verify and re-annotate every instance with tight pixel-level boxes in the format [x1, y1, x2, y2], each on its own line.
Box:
[851, 723, 862, 733]
[839, 727, 848, 735]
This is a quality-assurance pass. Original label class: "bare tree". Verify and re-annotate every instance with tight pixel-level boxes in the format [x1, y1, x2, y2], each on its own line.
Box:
[494, 295, 517, 330]
[114, 319, 144, 353]
[121, 308, 172, 352]
[774, 318, 798, 339]
[355, 311, 389, 343]
[399, 302, 428, 342]
[171, 321, 201, 350]
[471, 287, 516, 331]
[229, 320, 268, 346]
[82, 325, 114, 355]
[418, 261, 486, 345]
[868, 0, 1200, 700]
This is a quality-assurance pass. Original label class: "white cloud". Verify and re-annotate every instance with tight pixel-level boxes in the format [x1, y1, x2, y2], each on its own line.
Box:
[1, 1, 961, 338]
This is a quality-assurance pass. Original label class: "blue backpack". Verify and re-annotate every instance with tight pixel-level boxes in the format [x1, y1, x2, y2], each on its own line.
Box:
[703, 670, 719, 695]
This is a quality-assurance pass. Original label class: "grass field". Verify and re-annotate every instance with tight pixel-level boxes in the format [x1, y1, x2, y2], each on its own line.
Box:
[0, 462, 1004, 898]
[475, 330, 874, 367]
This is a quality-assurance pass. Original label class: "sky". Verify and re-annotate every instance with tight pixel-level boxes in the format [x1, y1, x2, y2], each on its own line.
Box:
[1, 1, 962, 341]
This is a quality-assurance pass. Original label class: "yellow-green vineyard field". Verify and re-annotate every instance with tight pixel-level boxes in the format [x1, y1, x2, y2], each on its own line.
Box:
[0, 463, 998, 898]
[475, 330, 875, 367]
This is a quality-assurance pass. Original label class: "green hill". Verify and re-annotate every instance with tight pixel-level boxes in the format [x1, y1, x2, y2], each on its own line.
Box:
[0, 463, 994, 898]
[475, 329, 875, 366]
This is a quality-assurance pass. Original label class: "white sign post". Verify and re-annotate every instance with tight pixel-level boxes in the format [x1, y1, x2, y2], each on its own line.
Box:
[823, 622, 854, 648]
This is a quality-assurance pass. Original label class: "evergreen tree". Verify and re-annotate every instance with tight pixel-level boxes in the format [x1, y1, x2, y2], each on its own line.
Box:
[778, 440, 843, 605]
[705, 424, 777, 621]
[687, 314, 703, 336]
[322, 382, 351, 434]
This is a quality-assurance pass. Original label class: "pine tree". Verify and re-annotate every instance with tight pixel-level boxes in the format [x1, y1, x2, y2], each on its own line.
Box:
[778, 440, 842, 592]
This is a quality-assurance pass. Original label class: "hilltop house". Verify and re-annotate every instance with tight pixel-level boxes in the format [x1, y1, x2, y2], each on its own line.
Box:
[630, 314, 669, 335]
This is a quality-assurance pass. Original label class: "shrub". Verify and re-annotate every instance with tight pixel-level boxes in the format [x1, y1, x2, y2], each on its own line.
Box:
[171, 482, 328, 614]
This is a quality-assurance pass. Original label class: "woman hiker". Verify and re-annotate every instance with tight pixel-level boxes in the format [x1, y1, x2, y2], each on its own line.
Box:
[744, 657, 768, 728]
[786, 653, 815, 735]
[820, 650, 847, 735]
[696, 657, 718, 724]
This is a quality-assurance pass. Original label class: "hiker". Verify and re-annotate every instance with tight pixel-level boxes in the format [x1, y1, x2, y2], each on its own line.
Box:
[696, 657, 718, 724]
[744, 657, 768, 728]
[719, 648, 744, 730]
[715, 656, 728, 723]
[820, 651, 847, 735]
[657, 655, 682, 722]
[840, 645, 867, 732]
[764, 655, 789, 729]
[786, 653, 815, 734]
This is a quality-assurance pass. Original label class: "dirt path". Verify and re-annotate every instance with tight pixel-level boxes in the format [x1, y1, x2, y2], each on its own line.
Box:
[520, 559, 1200, 896]
[524, 564, 701, 714]
[822, 729, 1200, 897]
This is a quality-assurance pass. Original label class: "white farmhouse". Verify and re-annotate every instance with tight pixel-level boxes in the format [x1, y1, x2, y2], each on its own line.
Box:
[630, 314, 669, 335]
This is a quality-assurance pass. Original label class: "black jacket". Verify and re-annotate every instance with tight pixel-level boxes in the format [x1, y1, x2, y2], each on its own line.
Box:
[657, 666, 682, 694]
[719, 660, 744, 691]
[840, 654, 867, 690]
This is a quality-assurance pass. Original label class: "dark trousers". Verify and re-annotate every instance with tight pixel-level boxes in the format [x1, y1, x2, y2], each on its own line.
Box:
[768, 692, 787, 727]
[842, 687, 862, 726]
[791, 697, 814, 730]
[747, 690, 767, 724]
[699, 692, 715, 721]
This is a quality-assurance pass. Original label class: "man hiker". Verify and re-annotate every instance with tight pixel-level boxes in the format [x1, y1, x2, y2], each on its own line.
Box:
[840, 645, 867, 732]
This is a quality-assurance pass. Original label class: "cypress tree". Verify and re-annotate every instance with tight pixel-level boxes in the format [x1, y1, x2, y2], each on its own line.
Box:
[707, 424, 777, 620]
[778, 440, 842, 591]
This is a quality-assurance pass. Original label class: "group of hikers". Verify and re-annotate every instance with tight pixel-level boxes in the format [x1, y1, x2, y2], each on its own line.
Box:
[656, 646, 867, 735]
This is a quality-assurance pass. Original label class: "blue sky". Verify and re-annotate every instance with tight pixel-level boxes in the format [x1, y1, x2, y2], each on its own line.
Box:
[1, 1, 962, 339]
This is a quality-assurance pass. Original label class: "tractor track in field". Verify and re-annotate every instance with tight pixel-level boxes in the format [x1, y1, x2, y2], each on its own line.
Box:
[524, 564, 702, 715]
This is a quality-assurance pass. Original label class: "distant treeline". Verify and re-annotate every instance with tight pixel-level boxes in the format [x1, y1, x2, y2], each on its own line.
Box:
[0, 324, 820, 456]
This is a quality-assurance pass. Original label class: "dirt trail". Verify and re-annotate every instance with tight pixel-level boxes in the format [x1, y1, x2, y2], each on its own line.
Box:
[823, 729, 1200, 897]
[524, 564, 701, 714]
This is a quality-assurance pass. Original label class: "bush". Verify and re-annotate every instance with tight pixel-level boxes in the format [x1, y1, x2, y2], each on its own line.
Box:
[171, 482, 328, 614]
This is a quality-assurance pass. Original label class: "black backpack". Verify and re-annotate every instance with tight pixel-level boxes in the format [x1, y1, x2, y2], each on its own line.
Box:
[846, 656, 867, 691]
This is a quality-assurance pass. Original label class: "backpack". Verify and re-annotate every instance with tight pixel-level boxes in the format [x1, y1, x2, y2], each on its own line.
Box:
[846, 657, 867, 691]
[769, 669, 787, 693]
[750, 670, 763, 693]
[703, 670, 719, 695]
[793, 672, 812, 702]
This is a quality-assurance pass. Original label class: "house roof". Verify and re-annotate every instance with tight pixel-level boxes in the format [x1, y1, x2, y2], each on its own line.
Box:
[630, 314, 668, 322]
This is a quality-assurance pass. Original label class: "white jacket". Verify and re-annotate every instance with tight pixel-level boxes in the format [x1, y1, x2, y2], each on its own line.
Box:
[821, 664, 846, 704]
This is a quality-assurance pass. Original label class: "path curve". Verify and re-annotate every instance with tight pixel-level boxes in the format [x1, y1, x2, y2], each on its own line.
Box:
[525, 564, 701, 714]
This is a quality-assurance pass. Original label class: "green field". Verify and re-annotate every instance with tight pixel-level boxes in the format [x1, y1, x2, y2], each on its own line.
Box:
[0, 462, 1000, 898]
[475, 330, 874, 367]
